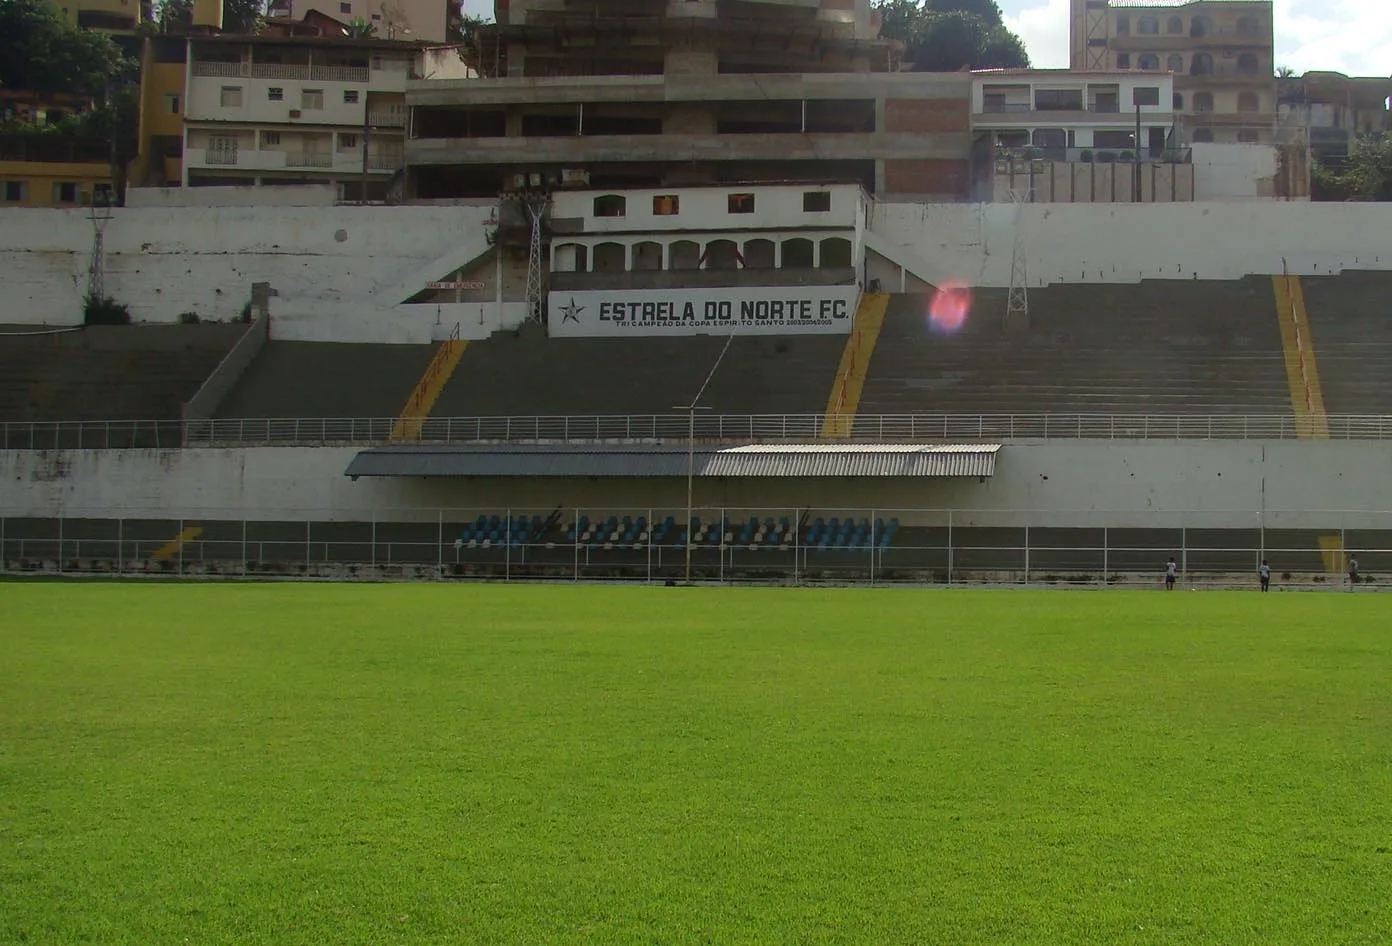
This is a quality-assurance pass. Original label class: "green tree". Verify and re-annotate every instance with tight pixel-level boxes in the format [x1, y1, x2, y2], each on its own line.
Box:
[156, 0, 193, 32]
[0, 0, 131, 96]
[875, 0, 1029, 72]
[343, 15, 377, 37]
[1321, 134, 1392, 201]
[221, 0, 264, 33]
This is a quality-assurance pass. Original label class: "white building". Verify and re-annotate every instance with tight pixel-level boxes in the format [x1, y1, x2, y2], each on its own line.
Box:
[973, 69, 1179, 161]
[182, 35, 416, 199]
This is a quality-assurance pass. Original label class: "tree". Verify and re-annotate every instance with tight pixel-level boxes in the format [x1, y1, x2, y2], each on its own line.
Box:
[343, 15, 376, 37]
[874, 0, 1029, 72]
[1316, 134, 1392, 202]
[0, 0, 131, 96]
[222, 0, 265, 34]
[156, 0, 192, 32]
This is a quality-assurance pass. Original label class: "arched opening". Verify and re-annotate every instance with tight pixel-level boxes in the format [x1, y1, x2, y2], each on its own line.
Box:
[743, 239, 775, 269]
[1193, 91, 1214, 113]
[704, 239, 740, 271]
[1237, 53, 1260, 75]
[781, 238, 814, 269]
[1193, 128, 1214, 143]
[1137, 15, 1158, 34]
[1190, 53, 1214, 76]
[1237, 92, 1260, 113]
[670, 240, 700, 270]
[1190, 16, 1212, 37]
[1167, 54, 1184, 73]
[553, 243, 587, 273]
[632, 241, 663, 271]
[1138, 53, 1160, 71]
[593, 242, 627, 273]
[1236, 14, 1259, 35]
[1166, 15, 1183, 34]
[819, 238, 852, 270]
[1114, 13, 1129, 35]
[592, 194, 625, 217]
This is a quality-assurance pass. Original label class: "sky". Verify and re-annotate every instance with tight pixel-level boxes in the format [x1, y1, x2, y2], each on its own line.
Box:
[1001, 0, 1392, 76]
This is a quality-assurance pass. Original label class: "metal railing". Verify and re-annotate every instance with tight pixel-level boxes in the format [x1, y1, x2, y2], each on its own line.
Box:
[284, 151, 333, 168]
[5, 413, 1392, 450]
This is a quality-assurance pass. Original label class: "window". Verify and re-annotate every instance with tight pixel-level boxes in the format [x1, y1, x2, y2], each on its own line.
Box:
[338, 133, 358, 150]
[1034, 89, 1083, 111]
[343, 89, 359, 104]
[1094, 130, 1136, 148]
[727, 193, 755, 214]
[1137, 15, 1158, 34]
[705, 239, 739, 271]
[3, 181, 25, 202]
[93, 183, 113, 204]
[1167, 54, 1184, 73]
[261, 131, 281, 146]
[1238, 92, 1260, 113]
[1114, 14, 1129, 35]
[52, 182, 78, 203]
[781, 238, 814, 268]
[1032, 128, 1067, 149]
[1237, 53, 1260, 75]
[267, 88, 284, 102]
[1116, 53, 1131, 69]
[652, 194, 678, 215]
[163, 93, 180, 114]
[220, 86, 243, 107]
[301, 89, 324, 110]
[1173, 92, 1184, 109]
[593, 194, 626, 217]
[1236, 15, 1260, 36]
[1194, 91, 1214, 113]
[1191, 54, 1214, 76]
[1138, 54, 1159, 71]
[803, 190, 831, 213]
[339, 1, 351, 10]
[743, 239, 775, 269]
[1193, 128, 1214, 143]
[1238, 129, 1260, 143]
[1166, 15, 1183, 34]
[1190, 16, 1212, 38]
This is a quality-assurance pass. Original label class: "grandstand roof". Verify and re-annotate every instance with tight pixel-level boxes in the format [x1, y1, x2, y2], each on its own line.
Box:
[345, 443, 1000, 479]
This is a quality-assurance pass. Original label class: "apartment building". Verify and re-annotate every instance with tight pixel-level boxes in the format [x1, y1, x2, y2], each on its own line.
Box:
[1069, 0, 1275, 145]
[404, 0, 977, 201]
[265, 0, 450, 42]
[0, 136, 114, 208]
[1279, 72, 1392, 167]
[182, 35, 415, 199]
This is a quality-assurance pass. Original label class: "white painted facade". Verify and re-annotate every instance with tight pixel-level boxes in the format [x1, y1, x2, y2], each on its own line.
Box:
[547, 286, 858, 337]
[973, 70, 1177, 157]
[4, 440, 1391, 532]
[182, 38, 413, 190]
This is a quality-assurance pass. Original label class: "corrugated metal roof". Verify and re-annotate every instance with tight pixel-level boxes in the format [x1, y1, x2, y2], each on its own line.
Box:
[345, 443, 1000, 479]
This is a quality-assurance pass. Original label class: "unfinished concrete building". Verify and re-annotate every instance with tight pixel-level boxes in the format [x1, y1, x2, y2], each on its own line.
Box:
[403, 0, 976, 199]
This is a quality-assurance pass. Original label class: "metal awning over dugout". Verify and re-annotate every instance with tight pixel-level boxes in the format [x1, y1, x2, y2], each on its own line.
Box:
[344, 443, 1001, 479]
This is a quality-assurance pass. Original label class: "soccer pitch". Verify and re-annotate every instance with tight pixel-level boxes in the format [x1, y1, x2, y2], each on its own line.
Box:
[3, 584, 1390, 945]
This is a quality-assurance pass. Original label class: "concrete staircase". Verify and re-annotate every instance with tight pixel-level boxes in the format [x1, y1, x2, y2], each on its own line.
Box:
[1299, 271, 1392, 416]
[431, 323, 845, 417]
[859, 279, 1291, 416]
[0, 325, 243, 422]
[215, 341, 436, 419]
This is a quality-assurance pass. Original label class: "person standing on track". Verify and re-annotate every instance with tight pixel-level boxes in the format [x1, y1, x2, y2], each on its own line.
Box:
[1348, 554, 1359, 590]
[1165, 556, 1178, 591]
[1259, 559, 1271, 592]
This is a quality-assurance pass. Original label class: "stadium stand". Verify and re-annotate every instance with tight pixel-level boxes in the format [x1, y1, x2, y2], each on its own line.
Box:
[0, 324, 243, 422]
[429, 323, 845, 417]
[859, 279, 1291, 415]
[1299, 271, 1392, 416]
[215, 341, 437, 419]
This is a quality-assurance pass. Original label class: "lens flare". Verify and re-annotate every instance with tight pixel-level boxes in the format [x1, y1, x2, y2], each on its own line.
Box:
[928, 281, 972, 333]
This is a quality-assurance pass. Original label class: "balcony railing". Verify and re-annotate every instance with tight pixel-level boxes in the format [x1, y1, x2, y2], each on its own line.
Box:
[367, 154, 404, 170]
[194, 61, 372, 82]
[1, 413, 1388, 451]
[205, 149, 239, 166]
[368, 106, 407, 127]
[995, 146, 1192, 166]
[981, 102, 1160, 116]
[192, 61, 248, 78]
[284, 151, 333, 168]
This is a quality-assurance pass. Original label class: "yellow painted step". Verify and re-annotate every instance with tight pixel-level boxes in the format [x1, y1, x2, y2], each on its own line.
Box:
[1271, 274, 1329, 440]
[391, 338, 468, 442]
[821, 292, 890, 440]
[152, 526, 203, 562]
[1318, 535, 1345, 574]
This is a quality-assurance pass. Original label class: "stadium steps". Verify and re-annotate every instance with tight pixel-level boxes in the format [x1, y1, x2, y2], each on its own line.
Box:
[429, 322, 845, 418]
[391, 336, 468, 442]
[215, 341, 436, 419]
[0, 325, 243, 422]
[858, 279, 1291, 416]
[1299, 271, 1392, 417]
[1271, 274, 1329, 438]
[821, 292, 890, 439]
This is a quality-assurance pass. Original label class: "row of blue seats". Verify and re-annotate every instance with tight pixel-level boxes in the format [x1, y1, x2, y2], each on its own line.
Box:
[460, 514, 545, 545]
[457, 513, 903, 550]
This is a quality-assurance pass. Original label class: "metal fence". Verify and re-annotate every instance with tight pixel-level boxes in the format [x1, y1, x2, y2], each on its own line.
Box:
[5, 413, 1392, 450]
[4, 508, 1388, 588]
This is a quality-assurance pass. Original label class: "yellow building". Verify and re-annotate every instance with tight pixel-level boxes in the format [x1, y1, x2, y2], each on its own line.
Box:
[0, 138, 113, 207]
[60, 0, 140, 32]
[131, 36, 189, 187]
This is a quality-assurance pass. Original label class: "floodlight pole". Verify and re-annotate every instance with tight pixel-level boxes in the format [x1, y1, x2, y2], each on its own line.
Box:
[674, 403, 710, 585]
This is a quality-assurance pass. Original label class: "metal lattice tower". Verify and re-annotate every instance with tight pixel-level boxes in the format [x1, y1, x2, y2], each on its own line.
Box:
[1070, 0, 1110, 70]
[523, 194, 549, 324]
[1004, 188, 1031, 331]
[87, 191, 114, 301]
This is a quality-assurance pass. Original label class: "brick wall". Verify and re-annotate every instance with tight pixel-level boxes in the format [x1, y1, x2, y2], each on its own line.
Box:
[882, 159, 971, 198]
[883, 98, 970, 134]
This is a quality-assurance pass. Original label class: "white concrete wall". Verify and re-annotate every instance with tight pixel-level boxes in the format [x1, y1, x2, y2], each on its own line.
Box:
[867, 200, 1392, 288]
[0, 204, 495, 341]
[552, 184, 862, 235]
[5, 440, 1390, 530]
[125, 184, 338, 207]
[1190, 142, 1281, 200]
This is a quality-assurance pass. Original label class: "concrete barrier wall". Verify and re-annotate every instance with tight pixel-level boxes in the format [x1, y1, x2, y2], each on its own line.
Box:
[4, 440, 1389, 529]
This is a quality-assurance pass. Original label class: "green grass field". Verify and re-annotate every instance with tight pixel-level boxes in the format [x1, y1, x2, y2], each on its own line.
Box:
[2, 584, 1391, 945]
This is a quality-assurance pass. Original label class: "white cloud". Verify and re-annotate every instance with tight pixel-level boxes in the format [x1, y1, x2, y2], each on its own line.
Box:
[1002, 0, 1392, 76]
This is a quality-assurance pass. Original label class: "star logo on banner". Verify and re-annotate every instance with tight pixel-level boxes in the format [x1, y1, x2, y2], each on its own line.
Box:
[559, 298, 584, 323]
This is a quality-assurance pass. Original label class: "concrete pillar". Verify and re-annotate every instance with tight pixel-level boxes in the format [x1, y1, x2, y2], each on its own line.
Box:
[505, 108, 523, 138]
[506, 45, 527, 78]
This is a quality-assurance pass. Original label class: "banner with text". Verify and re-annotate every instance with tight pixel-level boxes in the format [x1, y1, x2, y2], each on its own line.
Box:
[547, 287, 859, 337]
